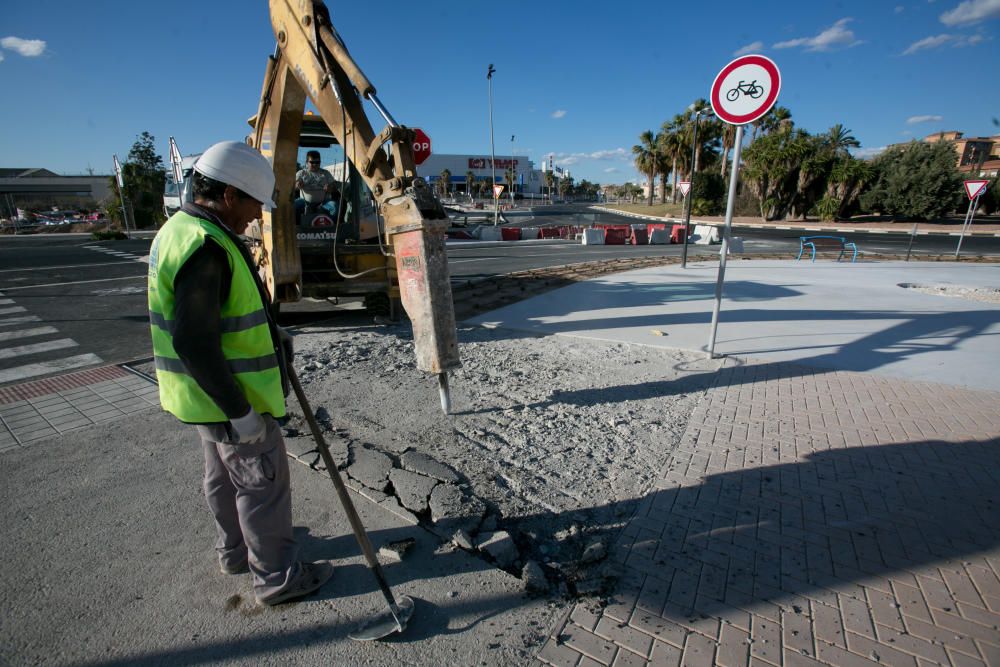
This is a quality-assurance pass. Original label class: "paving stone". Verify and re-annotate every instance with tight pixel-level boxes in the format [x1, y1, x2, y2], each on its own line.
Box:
[387, 467, 438, 514]
[399, 450, 459, 483]
[477, 530, 519, 569]
[594, 616, 653, 658]
[427, 482, 485, 536]
[562, 626, 618, 665]
[537, 639, 583, 667]
[345, 444, 392, 492]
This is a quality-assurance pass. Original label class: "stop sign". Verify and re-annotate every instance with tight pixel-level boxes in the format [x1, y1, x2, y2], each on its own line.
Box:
[412, 128, 431, 165]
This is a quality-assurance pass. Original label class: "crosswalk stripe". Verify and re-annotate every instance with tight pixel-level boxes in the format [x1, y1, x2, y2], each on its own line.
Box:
[0, 326, 59, 343]
[0, 353, 103, 384]
[0, 306, 27, 316]
[0, 299, 13, 305]
[0, 316, 41, 327]
[0, 338, 77, 360]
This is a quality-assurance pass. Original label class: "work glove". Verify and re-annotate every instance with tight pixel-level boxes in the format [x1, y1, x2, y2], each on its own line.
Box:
[278, 326, 294, 364]
[230, 407, 267, 445]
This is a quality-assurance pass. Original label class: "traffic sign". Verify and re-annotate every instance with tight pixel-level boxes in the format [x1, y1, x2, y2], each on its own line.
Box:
[678, 181, 692, 197]
[412, 128, 431, 165]
[710, 54, 781, 126]
[493, 184, 505, 198]
[964, 179, 989, 200]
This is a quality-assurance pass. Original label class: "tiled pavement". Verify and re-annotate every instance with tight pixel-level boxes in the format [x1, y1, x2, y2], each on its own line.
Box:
[536, 360, 1000, 667]
[0, 365, 158, 450]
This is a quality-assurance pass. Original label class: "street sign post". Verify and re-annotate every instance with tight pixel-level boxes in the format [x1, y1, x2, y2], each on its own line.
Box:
[956, 180, 990, 258]
[706, 54, 781, 358]
[112, 154, 132, 239]
[678, 181, 692, 197]
[412, 128, 431, 165]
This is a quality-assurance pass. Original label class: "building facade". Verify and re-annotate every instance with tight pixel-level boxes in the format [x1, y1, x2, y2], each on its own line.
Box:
[922, 132, 1000, 177]
[0, 168, 113, 217]
[415, 154, 544, 195]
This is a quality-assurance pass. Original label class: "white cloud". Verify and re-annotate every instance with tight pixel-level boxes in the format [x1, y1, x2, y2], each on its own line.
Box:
[940, 0, 1000, 25]
[773, 18, 863, 51]
[852, 146, 887, 159]
[551, 110, 567, 119]
[0, 36, 46, 57]
[733, 41, 764, 57]
[604, 167, 620, 174]
[0, 52, 4, 63]
[902, 32, 987, 53]
[555, 148, 628, 166]
[895, 5, 905, 12]
[907, 114, 945, 123]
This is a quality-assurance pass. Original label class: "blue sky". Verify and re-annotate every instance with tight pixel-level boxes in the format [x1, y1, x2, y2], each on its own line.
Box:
[1, 0, 998, 185]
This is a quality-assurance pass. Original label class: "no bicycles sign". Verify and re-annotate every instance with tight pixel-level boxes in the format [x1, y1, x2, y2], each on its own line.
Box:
[710, 54, 781, 125]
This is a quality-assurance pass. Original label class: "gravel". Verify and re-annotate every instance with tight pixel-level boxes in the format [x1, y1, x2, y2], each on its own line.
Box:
[283, 321, 715, 593]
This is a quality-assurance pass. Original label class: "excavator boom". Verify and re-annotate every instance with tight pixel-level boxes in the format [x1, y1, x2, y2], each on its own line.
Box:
[254, 0, 460, 393]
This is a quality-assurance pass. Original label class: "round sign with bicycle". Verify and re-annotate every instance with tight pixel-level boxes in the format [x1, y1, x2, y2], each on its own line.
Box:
[710, 54, 781, 125]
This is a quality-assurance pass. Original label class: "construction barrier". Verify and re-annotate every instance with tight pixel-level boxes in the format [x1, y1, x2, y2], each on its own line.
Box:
[582, 228, 605, 245]
[521, 227, 540, 240]
[478, 226, 502, 241]
[500, 227, 522, 241]
[693, 225, 720, 244]
[648, 228, 670, 244]
[725, 237, 745, 253]
[604, 227, 628, 245]
[630, 227, 648, 245]
[671, 224, 687, 244]
[540, 227, 561, 239]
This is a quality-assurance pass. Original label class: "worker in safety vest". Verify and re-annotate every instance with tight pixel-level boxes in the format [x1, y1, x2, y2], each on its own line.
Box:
[147, 141, 333, 606]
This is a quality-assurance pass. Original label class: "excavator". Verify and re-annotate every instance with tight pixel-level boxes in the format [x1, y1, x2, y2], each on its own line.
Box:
[244, 0, 460, 413]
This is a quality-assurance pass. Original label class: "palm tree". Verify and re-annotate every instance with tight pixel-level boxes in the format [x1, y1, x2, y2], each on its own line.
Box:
[544, 170, 556, 200]
[658, 122, 683, 203]
[465, 170, 476, 200]
[438, 168, 451, 197]
[632, 130, 658, 206]
[720, 123, 737, 177]
[825, 124, 860, 156]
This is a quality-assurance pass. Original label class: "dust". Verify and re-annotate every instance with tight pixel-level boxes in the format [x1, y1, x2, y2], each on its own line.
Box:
[287, 322, 716, 593]
[898, 282, 1000, 303]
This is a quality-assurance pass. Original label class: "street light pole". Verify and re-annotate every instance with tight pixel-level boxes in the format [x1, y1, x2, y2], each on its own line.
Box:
[487, 64, 498, 225]
[510, 134, 516, 207]
[681, 108, 710, 269]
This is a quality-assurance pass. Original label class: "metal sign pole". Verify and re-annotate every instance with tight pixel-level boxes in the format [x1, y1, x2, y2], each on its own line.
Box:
[905, 223, 918, 261]
[707, 124, 744, 359]
[681, 112, 702, 269]
[954, 193, 980, 258]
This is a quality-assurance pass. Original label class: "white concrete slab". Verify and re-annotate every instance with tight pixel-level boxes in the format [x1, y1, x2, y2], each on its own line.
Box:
[469, 260, 1000, 391]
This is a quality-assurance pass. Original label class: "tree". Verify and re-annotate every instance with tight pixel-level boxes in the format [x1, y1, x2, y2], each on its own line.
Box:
[632, 130, 658, 206]
[860, 141, 963, 220]
[107, 131, 167, 228]
[742, 128, 813, 220]
[438, 168, 452, 197]
[544, 170, 556, 199]
[465, 170, 476, 199]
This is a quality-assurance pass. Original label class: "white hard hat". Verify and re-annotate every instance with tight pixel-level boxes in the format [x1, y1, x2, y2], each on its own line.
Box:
[193, 141, 276, 209]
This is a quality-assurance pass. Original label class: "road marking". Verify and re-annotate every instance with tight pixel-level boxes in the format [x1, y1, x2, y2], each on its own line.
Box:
[0, 306, 27, 315]
[0, 326, 59, 343]
[0, 260, 149, 274]
[0, 275, 146, 291]
[0, 353, 103, 384]
[0, 316, 41, 327]
[870, 230, 888, 234]
[0, 338, 77, 360]
[0, 299, 12, 305]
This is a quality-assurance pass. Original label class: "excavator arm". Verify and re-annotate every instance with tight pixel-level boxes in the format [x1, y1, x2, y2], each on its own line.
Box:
[253, 0, 459, 411]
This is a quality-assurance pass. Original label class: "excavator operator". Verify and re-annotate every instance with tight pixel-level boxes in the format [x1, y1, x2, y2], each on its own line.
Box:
[147, 140, 334, 606]
[294, 149, 340, 224]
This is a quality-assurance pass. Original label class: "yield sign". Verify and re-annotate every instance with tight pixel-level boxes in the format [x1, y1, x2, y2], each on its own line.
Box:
[493, 184, 505, 198]
[964, 179, 989, 200]
[678, 181, 692, 197]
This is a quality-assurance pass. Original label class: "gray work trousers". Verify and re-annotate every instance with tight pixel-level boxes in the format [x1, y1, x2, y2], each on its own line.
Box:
[197, 416, 300, 601]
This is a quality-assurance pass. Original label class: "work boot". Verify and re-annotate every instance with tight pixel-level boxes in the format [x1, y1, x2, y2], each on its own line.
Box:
[220, 559, 250, 575]
[256, 561, 334, 606]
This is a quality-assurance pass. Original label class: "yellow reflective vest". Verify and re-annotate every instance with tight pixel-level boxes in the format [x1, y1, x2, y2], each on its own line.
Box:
[148, 209, 285, 422]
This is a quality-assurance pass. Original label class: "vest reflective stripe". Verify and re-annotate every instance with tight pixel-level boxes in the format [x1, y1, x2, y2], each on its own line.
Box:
[154, 353, 279, 375]
[149, 308, 269, 335]
[148, 210, 285, 422]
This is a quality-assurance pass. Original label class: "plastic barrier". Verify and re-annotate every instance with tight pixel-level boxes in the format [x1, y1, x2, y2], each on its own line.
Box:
[540, 227, 561, 239]
[582, 228, 605, 245]
[648, 229, 670, 244]
[671, 224, 687, 244]
[693, 225, 720, 244]
[478, 226, 502, 241]
[630, 228, 648, 245]
[500, 227, 522, 241]
[604, 227, 628, 245]
[725, 237, 745, 253]
[520, 227, 540, 240]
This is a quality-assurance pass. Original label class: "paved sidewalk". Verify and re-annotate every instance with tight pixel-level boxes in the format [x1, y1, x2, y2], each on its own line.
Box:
[536, 360, 1000, 667]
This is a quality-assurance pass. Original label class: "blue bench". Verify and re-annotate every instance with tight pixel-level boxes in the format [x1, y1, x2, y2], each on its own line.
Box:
[796, 235, 859, 263]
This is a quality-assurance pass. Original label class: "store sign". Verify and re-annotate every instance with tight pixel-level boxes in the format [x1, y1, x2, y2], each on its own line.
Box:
[468, 158, 519, 169]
